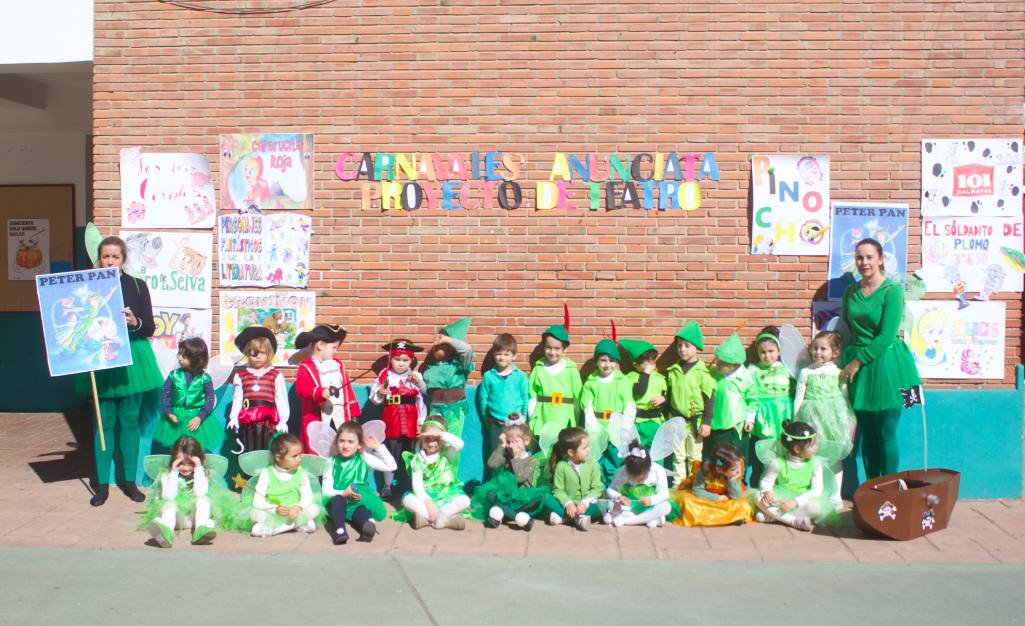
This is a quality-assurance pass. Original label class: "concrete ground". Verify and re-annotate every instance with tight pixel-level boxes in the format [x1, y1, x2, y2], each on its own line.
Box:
[2, 412, 1023, 625]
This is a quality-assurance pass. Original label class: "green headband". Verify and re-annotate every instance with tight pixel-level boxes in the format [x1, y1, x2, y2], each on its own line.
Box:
[756, 333, 781, 347]
[420, 420, 445, 433]
[783, 431, 816, 441]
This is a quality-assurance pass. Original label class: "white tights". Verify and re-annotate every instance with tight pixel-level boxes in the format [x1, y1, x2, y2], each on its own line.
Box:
[757, 499, 823, 529]
[402, 494, 471, 528]
[613, 501, 671, 527]
[158, 496, 212, 530]
[251, 504, 321, 536]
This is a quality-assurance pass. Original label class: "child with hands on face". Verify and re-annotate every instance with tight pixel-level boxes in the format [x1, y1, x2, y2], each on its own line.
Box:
[472, 419, 546, 531]
[672, 442, 753, 527]
[423, 317, 474, 439]
[321, 422, 396, 544]
[398, 416, 470, 530]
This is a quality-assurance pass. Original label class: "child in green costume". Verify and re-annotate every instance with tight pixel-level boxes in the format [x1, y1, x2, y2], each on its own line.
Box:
[423, 316, 474, 439]
[527, 324, 582, 435]
[320, 422, 397, 544]
[581, 338, 635, 485]
[546, 427, 605, 531]
[152, 337, 223, 454]
[703, 333, 756, 462]
[747, 327, 794, 486]
[247, 434, 323, 537]
[620, 339, 667, 451]
[665, 321, 716, 483]
[397, 416, 471, 530]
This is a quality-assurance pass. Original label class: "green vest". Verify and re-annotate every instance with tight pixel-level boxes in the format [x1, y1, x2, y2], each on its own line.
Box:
[627, 370, 667, 413]
[331, 454, 370, 491]
[170, 369, 211, 415]
[264, 467, 306, 507]
[666, 360, 716, 417]
[776, 457, 814, 494]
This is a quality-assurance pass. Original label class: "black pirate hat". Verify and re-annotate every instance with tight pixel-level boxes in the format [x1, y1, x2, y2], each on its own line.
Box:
[234, 325, 278, 354]
[294, 324, 348, 350]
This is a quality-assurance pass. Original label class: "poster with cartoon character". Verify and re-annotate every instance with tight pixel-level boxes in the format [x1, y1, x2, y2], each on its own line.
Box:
[151, 306, 213, 376]
[904, 301, 1005, 379]
[827, 203, 908, 300]
[119, 230, 212, 309]
[219, 133, 314, 212]
[218, 290, 315, 366]
[751, 155, 831, 256]
[218, 213, 311, 288]
[921, 139, 1022, 216]
[8, 218, 50, 280]
[119, 148, 216, 229]
[919, 216, 1024, 299]
[35, 268, 133, 376]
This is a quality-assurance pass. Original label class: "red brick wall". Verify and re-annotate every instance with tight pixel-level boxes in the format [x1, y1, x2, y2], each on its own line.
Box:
[93, 1, 1025, 387]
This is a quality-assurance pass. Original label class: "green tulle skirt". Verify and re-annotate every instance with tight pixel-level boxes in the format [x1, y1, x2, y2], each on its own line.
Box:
[843, 342, 922, 412]
[137, 478, 241, 530]
[225, 475, 326, 532]
[629, 498, 681, 521]
[751, 396, 792, 440]
[76, 336, 163, 399]
[470, 470, 548, 520]
[151, 409, 225, 454]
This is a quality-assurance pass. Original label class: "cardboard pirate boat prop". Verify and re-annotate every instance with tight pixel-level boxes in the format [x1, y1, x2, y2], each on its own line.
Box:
[853, 468, 961, 540]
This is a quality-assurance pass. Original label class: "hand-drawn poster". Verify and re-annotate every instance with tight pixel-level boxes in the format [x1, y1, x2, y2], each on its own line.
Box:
[751, 155, 831, 256]
[119, 230, 213, 309]
[827, 203, 909, 300]
[920, 216, 1024, 299]
[218, 291, 315, 366]
[218, 213, 312, 288]
[219, 133, 314, 212]
[35, 268, 133, 376]
[151, 306, 213, 376]
[921, 139, 1022, 217]
[904, 301, 1005, 380]
[119, 148, 216, 229]
[8, 218, 50, 280]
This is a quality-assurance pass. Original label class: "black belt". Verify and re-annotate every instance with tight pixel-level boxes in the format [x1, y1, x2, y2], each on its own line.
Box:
[538, 394, 573, 406]
[387, 395, 419, 406]
[242, 399, 275, 409]
[636, 408, 664, 420]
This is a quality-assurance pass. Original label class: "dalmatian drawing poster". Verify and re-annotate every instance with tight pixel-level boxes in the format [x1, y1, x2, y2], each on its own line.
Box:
[921, 139, 1022, 217]
[218, 213, 311, 288]
[119, 230, 213, 309]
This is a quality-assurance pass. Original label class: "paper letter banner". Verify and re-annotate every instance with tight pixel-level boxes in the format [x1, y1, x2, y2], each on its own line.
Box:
[921, 139, 1023, 217]
[218, 213, 312, 288]
[120, 230, 213, 309]
[904, 301, 1005, 380]
[151, 306, 213, 377]
[218, 291, 315, 366]
[35, 268, 133, 377]
[119, 148, 216, 229]
[219, 133, 314, 212]
[8, 218, 50, 280]
[919, 216, 1024, 296]
[751, 155, 831, 256]
[827, 203, 909, 300]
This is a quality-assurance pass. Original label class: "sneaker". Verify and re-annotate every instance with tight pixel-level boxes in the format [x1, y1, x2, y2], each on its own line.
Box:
[755, 512, 767, 523]
[793, 517, 814, 532]
[520, 517, 534, 532]
[445, 515, 466, 531]
[574, 515, 591, 532]
[148, 521, 173, 548]
[547, 512, 562, 526]
[433, 514, 449, 530]
[602, 512, 613, 526]
[610, 516, 623, 528]
[301, 520, 317, 533]
[645, 519, 659, 529]
[191, 525, 216, 545]
[484, 517, 501, 529]
[333, 528, 349, 545]
[412, 513, 429, 530]
[357, 521, 377, 543]
[251, 523, 273, 538]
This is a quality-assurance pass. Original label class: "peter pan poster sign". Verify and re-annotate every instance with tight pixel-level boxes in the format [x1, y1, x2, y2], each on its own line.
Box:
[335, 151, 719, 212]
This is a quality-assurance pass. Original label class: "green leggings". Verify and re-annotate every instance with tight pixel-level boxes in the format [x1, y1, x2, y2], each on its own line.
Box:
[94, 394, 142, 485]
[857, 408, 901, 479]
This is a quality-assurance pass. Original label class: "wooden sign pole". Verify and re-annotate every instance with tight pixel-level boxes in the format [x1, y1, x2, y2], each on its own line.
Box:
[89, 371, 106, 451]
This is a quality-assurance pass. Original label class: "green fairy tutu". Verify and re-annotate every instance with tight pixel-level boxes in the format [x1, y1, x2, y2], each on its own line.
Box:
[75, 336, 163, 399]
[751, 396, 792, 440]
[796, 398, 856, 452]
[137, 474, 241, 530]
[225, 473, 326, 532]
[768, 485, 837, 523]
[431, 400, 469, 438]
[151, 410, 225, 454]
[324, 484, 388, 523]
[635, 418, 664, 450]
[469, 470, 547, 520]
[843, 342, 922, 412]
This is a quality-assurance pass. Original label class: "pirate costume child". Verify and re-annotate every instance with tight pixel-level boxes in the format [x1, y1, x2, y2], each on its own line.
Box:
[370, 339, 428, 496]
[295, 324, 361, 454]
[227, 326, 289, 461]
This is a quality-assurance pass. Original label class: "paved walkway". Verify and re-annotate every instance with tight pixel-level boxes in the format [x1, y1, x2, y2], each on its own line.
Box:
[2, 412, 1024, 564]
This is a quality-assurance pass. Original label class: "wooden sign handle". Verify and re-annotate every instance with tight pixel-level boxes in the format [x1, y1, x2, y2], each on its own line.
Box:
[89, 371, 106, 451]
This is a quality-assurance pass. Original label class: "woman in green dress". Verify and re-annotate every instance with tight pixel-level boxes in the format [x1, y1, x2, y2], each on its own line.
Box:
[840, 238, 921, 478]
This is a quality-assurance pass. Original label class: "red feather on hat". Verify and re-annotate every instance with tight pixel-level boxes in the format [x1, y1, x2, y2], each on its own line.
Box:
[610, 320, 617, 342]
[563, 303, 570, 331]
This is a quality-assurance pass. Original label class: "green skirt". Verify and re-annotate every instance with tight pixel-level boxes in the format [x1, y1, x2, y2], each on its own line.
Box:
[751, 396, 792, 440]
[152, 408, 225, 454]
[843, 341, 922, 412]
[469, 470, 547, 519]
[137, 479, 241, 530]
[76, 336, 163, 399]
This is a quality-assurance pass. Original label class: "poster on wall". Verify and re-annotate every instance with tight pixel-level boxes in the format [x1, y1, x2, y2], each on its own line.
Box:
[119, 230, 213, 309]
[151, 306, 213, 376]
[921, 139, 1022, 217]
[218, 290, 315, 366]
[919, 216, 1024, 297]
[35, 268, 133, 376]
[218, 213, 312, 288]
[8, 218, 50, 280]
[219, 133, 314, 212]
[827, 203, 909, 300]
[119, 148, 216, 229]
[904, 301, 1005, 380]
[751, 155, 831, 256]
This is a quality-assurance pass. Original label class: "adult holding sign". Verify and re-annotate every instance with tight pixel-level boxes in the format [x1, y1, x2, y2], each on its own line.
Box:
[76, 235, 163, 506]
[839, 238, 922, 479]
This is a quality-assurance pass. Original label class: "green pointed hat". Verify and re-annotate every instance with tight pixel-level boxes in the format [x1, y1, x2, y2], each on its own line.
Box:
[714, 333, 746, 365]
[618, 339, 657, 361]
[593, 338, 620, 360]
[674, 320, 704, 351]
[542, 324, 570, 346]
[440, 316, 472, 341]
